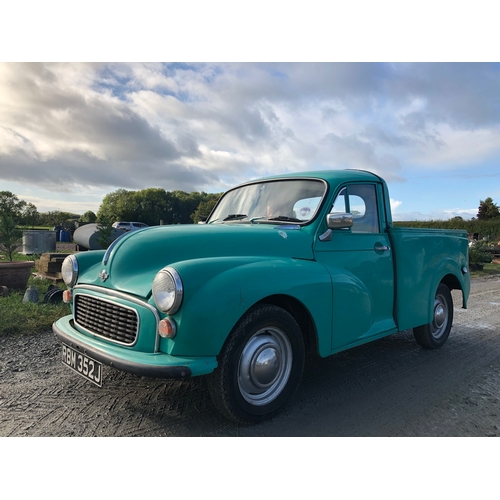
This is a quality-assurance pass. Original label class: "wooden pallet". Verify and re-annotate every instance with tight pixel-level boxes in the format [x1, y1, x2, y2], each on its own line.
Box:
[32, 272, 63, 283]
[34, 253, 70, 282]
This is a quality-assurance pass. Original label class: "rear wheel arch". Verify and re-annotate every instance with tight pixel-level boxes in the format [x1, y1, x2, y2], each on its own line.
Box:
[440, 272, 467, 307]
[413, 282, 453, 349]
[440, 272, 462, 293]
[431, 256, 468, 307]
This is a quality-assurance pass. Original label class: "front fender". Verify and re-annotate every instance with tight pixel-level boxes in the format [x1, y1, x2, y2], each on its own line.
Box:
[73, 249, 106, 271]
[162, 257, 332, 357]
[70, 250, 106, 292]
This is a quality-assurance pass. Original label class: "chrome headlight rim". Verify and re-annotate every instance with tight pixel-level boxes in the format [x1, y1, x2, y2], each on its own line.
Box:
[152, 266, 183, 314]
[61, 254, 78, 288]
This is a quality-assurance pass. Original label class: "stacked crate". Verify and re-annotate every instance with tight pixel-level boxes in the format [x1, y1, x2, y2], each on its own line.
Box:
[35, 253, 71, 281]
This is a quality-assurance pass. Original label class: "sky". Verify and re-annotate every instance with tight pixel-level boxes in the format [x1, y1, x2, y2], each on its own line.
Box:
[1, 8, 499, 222]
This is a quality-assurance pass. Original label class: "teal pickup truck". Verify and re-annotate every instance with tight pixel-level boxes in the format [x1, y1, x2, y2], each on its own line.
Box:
[54, 170, 470, 423]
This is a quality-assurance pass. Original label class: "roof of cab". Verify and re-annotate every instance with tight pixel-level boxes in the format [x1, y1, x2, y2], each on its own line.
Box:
[254, 169, 383, 184]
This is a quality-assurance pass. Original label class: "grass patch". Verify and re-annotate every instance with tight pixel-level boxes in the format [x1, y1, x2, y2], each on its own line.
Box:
[470, 262, 500, 279]
[0, 275, 70, 336]
[7, 252, 39, 262]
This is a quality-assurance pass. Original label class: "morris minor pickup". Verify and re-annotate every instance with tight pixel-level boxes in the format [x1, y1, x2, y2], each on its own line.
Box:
[53, 170, 470, 423]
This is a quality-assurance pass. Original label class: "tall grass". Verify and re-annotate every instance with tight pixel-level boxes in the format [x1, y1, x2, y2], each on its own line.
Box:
[0, 276, 70, 336]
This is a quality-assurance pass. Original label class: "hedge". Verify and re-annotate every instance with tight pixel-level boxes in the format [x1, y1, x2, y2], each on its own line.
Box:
[393, 219, 500, 239]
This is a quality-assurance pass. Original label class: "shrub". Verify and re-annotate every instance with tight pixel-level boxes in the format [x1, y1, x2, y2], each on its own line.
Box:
[0, 214, 23, 261]
[469, 242, 493, 269]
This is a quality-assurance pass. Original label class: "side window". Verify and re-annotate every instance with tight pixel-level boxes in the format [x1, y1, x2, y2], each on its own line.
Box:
[348, 194, 367, 218]
[349, 184, 380, 233]
[330, 184, 380, 233]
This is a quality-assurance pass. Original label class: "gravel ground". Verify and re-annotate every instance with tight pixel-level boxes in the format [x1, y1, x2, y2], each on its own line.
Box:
[1, 276, 500, 436]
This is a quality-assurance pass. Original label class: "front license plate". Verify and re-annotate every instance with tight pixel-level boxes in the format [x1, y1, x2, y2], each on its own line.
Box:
[62, 344, 103, 387]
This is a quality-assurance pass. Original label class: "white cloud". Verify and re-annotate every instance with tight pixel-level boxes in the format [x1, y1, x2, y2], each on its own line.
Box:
[392, 208, 478, 222]
[19, 194, 100, 214]
[410, 124, 500, 168]
[443, 208, 478, 219]
[390, 198, 403, 211]
[1, 62, 500, 216]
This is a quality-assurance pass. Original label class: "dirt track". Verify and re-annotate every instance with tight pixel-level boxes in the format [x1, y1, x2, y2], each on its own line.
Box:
[1, 276, 500, 436]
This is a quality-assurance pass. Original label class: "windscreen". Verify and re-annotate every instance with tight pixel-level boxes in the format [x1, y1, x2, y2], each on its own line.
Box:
[208, 179, 326, 224]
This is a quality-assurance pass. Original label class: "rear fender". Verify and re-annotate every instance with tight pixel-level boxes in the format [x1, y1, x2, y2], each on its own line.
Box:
[425, 258, 470, 325]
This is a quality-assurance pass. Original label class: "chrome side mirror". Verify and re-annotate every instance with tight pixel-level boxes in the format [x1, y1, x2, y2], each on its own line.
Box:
[326, 213, 353, 229]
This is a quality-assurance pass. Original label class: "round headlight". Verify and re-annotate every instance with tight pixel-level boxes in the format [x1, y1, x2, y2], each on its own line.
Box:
[152, 267, 183, 314]
[61, 254, 78, 288]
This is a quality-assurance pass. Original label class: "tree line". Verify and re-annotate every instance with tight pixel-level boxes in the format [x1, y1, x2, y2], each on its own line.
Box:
[96, 188, 222, 226]
[2, 188, 500, 238]
[0, 188, 223, 231]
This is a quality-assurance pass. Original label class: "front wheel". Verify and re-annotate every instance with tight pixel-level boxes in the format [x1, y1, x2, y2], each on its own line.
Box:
[208, 304, 305, 424]
[413, 283, 453, 349]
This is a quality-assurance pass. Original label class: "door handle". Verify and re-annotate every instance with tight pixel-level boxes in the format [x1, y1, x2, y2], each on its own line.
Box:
[374, 243, 391, 252]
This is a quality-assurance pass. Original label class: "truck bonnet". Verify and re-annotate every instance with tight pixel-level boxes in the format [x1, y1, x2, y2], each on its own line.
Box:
[81, 223, 315, 298]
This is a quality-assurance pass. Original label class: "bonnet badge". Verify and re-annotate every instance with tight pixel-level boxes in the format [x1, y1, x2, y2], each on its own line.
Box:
[99, 270, 109, 282]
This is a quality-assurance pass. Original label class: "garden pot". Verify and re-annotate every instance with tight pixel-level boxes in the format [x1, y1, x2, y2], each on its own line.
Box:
[0, 261, 35, 291]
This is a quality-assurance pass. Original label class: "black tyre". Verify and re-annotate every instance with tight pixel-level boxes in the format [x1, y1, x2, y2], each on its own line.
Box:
[44, 287, 63, 304]
[208, 304, 305, 424]
[413, 283, 453, 349]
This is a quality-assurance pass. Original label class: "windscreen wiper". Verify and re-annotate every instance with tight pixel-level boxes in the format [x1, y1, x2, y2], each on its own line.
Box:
[223, 214, 248, 221]
[267, 215, 302, 222]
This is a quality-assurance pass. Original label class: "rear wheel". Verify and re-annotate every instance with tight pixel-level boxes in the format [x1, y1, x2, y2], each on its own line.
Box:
[208, 304, 305, 424]
[413, 283, 453, 349]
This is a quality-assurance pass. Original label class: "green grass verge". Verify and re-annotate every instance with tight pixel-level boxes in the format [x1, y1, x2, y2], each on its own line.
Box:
[470, 262, 500, 279]
[0, 276, 70, 336]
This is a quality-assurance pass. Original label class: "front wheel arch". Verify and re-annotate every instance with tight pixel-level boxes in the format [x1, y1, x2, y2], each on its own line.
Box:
[256, 294, 318, 356]
[207, 303, 305, 424]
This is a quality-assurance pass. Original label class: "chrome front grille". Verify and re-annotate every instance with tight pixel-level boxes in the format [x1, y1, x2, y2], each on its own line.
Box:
[74, 294, 139, 345]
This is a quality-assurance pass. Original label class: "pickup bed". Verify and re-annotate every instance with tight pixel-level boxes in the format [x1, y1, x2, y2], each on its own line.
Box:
[53, 169, 470, 423]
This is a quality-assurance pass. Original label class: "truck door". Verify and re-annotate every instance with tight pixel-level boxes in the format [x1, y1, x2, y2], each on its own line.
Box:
[314, 183, 397, 351]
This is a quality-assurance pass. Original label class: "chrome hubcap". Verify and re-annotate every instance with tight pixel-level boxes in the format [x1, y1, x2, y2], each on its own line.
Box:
[434, 304, 445, 329]
[431, 294, 448, 339]
[238, 327, 292, 406]
[252, 346, 281, 387]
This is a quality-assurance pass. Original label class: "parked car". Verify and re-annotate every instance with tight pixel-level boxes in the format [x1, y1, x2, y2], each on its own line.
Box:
[54, 170, 470, 424]
[112, 221, 149, 231]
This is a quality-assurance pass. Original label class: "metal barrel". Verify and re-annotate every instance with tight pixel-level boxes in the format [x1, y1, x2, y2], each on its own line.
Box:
[73, 224, 125, 250]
